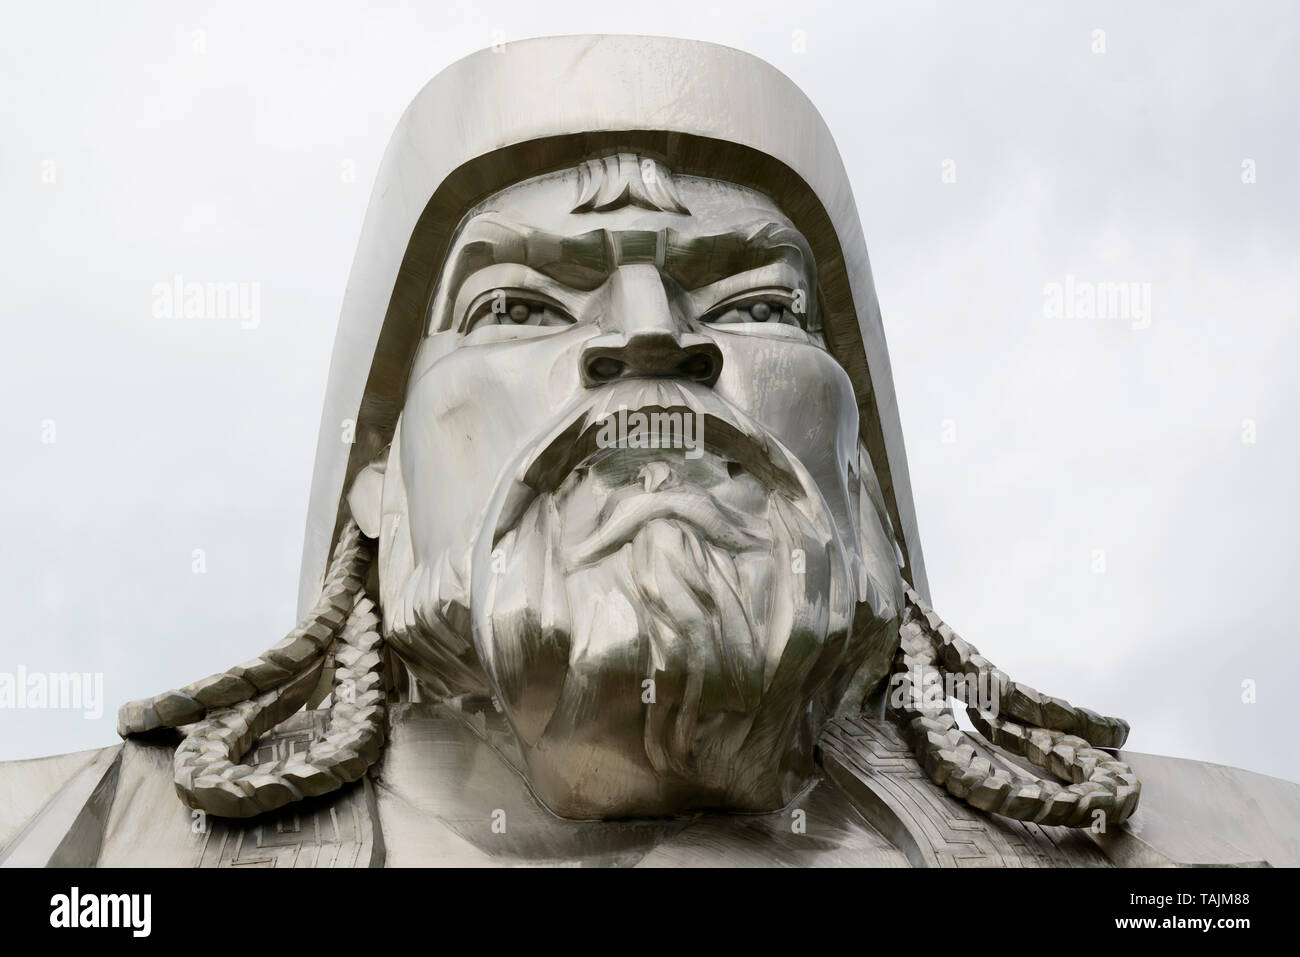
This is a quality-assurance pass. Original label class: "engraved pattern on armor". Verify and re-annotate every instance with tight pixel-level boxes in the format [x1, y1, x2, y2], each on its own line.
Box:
[822, 715, 1109, 867]
[194, 713, 378, 868]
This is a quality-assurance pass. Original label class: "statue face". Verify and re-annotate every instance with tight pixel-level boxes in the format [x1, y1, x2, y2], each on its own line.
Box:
[356, 156, 903, 818]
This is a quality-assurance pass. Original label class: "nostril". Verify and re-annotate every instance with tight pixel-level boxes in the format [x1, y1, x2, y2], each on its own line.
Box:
[676, 353, 715, 381]
[586, 356, 625, 381]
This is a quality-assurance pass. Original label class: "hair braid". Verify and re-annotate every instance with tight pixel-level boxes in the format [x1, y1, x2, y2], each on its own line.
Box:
[116, 519, 386, 817]
[886, 587, 1141, 827]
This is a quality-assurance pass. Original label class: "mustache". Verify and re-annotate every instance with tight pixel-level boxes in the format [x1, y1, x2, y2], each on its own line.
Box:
[491, 380, 805, 548]
[565, 484, 770, 566]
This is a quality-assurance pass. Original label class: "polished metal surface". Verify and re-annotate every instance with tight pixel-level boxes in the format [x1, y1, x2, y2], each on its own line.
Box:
[3, 34, 1296, 867]
[297, 35, 930, 616]
[7, 706, 1299, 866]
[346, 158, 903, 817]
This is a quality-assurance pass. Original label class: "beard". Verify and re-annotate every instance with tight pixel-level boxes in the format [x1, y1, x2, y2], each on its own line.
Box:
[383, 381, 899, 818]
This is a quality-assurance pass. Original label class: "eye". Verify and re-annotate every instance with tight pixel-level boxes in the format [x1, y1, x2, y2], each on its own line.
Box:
[701, 296, 800, 327]
[466, 294, 575, 331]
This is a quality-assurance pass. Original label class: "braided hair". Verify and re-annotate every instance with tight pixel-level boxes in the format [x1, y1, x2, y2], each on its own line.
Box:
[117, 520, 384, 817]
[118, 520, 1140, 827]
[887, 588, 1140, 827]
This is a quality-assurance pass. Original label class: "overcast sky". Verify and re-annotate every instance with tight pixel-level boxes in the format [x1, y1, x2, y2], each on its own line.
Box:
[2, 1, 1297, 784]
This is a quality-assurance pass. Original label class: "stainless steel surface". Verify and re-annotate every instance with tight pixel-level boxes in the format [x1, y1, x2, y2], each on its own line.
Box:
[3, 34, 1296, 867]
[8, 704, 1299, 865]
[352, 158, 903, 817]
[297, 35, 930, 618]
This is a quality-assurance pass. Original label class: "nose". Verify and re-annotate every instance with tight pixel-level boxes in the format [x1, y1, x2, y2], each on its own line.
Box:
[580, 264, 722, 387]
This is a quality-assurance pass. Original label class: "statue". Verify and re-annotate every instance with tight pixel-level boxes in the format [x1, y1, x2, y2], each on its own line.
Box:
[3, 36, 1297, 868]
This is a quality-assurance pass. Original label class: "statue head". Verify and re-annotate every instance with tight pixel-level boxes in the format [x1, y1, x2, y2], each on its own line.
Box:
[118, 36, 1138, 831]
[345, 154, 903, 816]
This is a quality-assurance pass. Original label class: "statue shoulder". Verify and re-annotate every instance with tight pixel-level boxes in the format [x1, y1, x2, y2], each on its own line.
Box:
[1095, 750, 1300, 867]
[0, 713, 381, 868]
[0, 745, 122, 866]
[820, 715, 1300, 867]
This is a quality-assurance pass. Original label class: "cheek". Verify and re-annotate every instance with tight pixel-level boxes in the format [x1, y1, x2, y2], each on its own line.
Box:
[398, 330, 591, 554]
[712, 335, 860, 522]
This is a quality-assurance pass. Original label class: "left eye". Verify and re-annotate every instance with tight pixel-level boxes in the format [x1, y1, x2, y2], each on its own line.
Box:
[702, 299, 796, 326]
[471, 297, 574, 329]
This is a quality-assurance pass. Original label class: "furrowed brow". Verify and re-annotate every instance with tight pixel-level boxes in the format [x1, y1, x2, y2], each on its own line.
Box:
[450, 217, 611, 290]
[430, 216, 813, 331]
[665, 221, 811, 289]
[457, 216, 810, 284]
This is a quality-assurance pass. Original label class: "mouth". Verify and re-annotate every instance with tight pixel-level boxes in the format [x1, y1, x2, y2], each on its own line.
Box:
[490, 380, 804, 547]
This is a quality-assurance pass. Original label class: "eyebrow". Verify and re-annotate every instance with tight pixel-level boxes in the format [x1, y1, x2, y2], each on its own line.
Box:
[442, 215, 813, 296]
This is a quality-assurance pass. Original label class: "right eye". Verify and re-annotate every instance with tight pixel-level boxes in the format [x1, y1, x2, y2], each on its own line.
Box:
[701, 294, 801, 328]
[466, 295, 575, 331]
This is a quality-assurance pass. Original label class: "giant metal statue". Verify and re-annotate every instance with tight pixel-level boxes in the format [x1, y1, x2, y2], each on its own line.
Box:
[3, 36, 1296, 868]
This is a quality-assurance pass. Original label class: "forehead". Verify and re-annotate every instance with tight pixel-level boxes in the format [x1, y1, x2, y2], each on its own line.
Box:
[468, 165, 794, 235]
